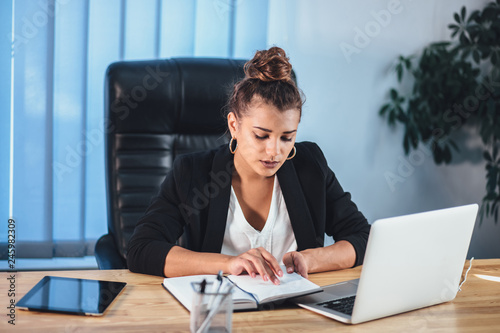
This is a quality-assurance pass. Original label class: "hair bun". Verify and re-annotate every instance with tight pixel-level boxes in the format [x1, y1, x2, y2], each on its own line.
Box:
[244, 47, 293, 83]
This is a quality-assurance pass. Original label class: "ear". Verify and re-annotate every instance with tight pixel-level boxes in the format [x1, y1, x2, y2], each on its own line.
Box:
[227, 112, 239, 138]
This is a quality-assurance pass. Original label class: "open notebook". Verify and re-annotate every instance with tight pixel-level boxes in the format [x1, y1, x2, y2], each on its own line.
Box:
[163, 268, 322, 311]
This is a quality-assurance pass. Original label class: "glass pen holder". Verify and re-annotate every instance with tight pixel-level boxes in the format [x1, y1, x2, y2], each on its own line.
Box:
[190, 281, 233, 333]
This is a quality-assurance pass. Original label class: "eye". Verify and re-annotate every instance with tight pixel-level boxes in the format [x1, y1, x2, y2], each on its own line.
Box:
[255, 134, 268, 140]
[281, 136, 292, 142]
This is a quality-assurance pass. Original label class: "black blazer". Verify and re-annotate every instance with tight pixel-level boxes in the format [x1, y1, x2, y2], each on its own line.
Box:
[127, 142, 370, 277]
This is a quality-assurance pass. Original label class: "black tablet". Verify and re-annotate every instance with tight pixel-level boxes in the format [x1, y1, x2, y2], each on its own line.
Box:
[16, 276, 127, 316]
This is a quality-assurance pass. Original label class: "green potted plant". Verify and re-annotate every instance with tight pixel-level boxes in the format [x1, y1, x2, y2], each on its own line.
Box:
[379, 1, 500, 222]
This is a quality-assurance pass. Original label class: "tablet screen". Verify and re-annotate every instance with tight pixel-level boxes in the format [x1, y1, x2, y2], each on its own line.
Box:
[16, 276, 127, 316]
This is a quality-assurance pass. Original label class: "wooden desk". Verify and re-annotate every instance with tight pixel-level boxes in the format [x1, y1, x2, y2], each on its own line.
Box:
[1, 259, 499, 332]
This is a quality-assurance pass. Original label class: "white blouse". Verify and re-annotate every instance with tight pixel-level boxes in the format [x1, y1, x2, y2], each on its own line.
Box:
[221, 176, 297, 264]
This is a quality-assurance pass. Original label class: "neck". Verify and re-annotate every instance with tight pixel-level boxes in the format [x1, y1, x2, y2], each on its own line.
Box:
[232, 154, 274, 184]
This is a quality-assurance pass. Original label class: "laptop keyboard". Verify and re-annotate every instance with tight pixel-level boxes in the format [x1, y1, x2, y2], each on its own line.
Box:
[318, 295, 356, 315]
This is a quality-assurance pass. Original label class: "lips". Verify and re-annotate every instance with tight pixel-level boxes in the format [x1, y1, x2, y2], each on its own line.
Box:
[261, 160, 279, 169]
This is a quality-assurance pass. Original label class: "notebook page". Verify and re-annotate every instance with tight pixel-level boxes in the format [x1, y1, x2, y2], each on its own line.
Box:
[227, 270, 321, 304]
[163, 275, 256, 311]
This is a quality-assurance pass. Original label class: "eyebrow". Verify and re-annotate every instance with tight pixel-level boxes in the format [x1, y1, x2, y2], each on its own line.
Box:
[253, 126, 297, 134]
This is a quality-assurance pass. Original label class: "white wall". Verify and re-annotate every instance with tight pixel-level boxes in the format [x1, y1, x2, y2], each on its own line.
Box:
[267, 0, 500, 258]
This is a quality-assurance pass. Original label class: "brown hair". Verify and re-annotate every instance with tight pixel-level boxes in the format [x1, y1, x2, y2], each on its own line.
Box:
[226, 46, 304, 121]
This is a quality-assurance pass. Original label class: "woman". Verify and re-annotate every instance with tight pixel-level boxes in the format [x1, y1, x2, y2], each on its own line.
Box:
[127, 47, 370, 284]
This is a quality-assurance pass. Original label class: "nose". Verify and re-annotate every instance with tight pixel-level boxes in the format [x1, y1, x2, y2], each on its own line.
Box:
[266, 138, 282, 158]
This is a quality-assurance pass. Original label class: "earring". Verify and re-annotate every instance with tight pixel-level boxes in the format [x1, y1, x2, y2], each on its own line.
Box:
[229, 137, 238, 154]
[287, 146, 296, 160]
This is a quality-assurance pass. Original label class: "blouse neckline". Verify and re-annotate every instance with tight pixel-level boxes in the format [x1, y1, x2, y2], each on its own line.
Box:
[230, 175, 279, 234]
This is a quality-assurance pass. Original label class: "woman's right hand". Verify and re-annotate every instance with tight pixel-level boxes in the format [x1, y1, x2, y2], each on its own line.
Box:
[225, 247, 283, 285]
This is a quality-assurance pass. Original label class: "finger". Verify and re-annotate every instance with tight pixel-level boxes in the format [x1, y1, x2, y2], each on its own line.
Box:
[253, 255, 277, 283]
[246, 251, 280, 285]
[229, 256, 257, 277]
[282, 253, 295, 274]
[255, 249, 283, 284]
[292, 252, 308, 279]
[255, 247, 283, 278]
[238, 257, 258, 278]
[295, 260, 308, 279]
[239, 253, 271, 280]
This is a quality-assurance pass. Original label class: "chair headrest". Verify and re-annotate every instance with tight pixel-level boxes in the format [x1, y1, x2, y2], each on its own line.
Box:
[105, 58, 247, 135]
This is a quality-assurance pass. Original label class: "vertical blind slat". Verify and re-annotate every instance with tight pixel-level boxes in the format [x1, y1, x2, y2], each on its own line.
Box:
[227, 0, 235, 58]
[85, 0, 122, 242]
[266, 0, 289, 49]
[154, 0, 162, 58]
[52, 0, 87, 241]
[194, 0, 231, 57]
[159, 0, 197, 58]
[81, 0, 90, 243]
[13, 0, 54, 247]
[119, 0, 126, 60]
[124, 0, 158, 60]
[0, 0, 13, 240]
[233, 0, 269, 59]
[45, 0, 56, 251]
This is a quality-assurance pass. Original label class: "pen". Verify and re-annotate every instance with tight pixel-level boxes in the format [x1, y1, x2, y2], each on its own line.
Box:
[214, 271, 224, 295]
[207, 271, 223, 310]
[200, 279, 207, 294]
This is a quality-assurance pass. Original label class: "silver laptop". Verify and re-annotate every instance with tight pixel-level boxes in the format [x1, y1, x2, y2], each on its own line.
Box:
[293, 204, 478, 324]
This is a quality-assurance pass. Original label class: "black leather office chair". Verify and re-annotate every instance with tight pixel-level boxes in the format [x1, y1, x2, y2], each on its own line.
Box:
[95, 58, 247, 269]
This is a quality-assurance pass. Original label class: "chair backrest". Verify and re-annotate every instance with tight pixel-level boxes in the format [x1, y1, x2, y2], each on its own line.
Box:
[105, 58, 246, 263]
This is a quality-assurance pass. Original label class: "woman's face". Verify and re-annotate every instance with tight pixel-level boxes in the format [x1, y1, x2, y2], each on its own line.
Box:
[228, 101, 300, 179]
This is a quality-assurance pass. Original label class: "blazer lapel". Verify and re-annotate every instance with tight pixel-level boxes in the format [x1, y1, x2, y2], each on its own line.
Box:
[277, 160, 319, 250]
[201, 146, 234, 253]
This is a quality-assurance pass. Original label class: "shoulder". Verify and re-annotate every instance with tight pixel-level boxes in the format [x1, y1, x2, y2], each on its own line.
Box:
[283, 141, 330, 182]
[295, 141, 325, 159]
[293, 141, 329, 172]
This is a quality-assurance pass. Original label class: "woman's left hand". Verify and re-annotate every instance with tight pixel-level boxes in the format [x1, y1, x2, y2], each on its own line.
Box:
[282, 251, 309, 278]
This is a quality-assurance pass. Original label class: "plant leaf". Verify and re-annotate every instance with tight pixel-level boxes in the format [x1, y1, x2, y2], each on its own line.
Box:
[473, 49, 480, 64]
[487, 167, 498, 193]
[396, 64, 403, 82]
[404, 58, 412, 70]
[379, 104, 391, 116]
[390, 89, 398, 101]
[388, 111, 396, 126]
[479, 203, 485, 225]
[459, 33, 470, 45]
[433, 143, 443, 164]
[403, 131, 410, 155]
[484, 150, 493, 162]
[468, 10, 480, 23]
